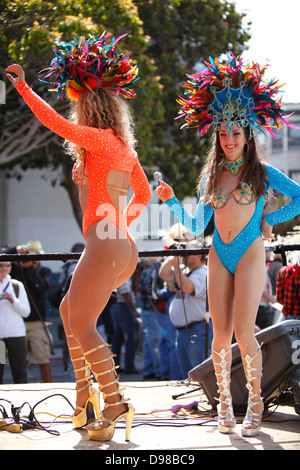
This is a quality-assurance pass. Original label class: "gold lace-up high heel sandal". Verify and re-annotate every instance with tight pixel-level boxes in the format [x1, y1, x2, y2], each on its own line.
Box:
[83, 343, 135, 442]
[213, 347, 236, 434]
[67, 335, 101, 429]
[241, 346, 264, 437]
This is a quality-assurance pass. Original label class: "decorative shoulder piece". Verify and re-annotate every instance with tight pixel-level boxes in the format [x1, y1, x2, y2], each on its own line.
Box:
[177, 52, 298, 138]
[39, 32, 139, 101]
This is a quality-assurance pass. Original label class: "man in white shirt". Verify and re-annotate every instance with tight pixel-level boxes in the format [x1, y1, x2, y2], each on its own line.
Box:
[0, 261, 30, 383]
[158, 241, 213, 379]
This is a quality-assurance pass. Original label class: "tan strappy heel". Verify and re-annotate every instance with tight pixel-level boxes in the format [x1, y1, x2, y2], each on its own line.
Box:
[241, 346, 264, 437]
[83, 343, 135, 442]
[213, 347, 236, 434]
[67, 335, 101, 429]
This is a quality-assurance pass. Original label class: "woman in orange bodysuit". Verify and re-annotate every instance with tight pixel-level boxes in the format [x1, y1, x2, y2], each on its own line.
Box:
[6, 33, 151, 442]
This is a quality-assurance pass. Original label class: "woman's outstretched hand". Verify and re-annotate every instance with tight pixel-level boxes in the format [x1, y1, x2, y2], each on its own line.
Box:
[5, 64, 25, 87]
[155, 180, 175, 202]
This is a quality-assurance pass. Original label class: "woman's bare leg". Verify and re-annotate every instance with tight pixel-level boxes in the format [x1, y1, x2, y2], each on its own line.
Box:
[208, 245, 235, 350]
[207, 245, 235, 429]
[60, 223, 138, 423]
[114, 238, 138, 290]
[233, 236, 265, 429]
[59, 295, 90, 418]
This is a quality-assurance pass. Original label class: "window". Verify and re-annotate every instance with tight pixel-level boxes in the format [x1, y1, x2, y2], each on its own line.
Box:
[288, 123, 300, 149]
[271, 127, 283, 152]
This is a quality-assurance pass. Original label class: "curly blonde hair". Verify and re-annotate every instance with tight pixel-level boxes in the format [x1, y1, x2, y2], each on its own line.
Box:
[65, 88, 137, 163]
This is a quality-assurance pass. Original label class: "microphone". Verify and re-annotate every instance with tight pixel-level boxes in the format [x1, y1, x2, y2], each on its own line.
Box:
[153, 171, 162, 182]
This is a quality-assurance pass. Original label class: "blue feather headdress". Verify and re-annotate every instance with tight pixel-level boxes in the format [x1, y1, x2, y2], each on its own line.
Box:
[177, 52, 297, 138]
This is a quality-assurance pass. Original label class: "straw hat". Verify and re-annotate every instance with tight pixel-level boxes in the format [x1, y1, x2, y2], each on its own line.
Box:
[26, 241, 44, 254]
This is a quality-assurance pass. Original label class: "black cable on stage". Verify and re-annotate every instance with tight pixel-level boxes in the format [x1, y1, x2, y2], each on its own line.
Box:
[0, 393, 76, 436]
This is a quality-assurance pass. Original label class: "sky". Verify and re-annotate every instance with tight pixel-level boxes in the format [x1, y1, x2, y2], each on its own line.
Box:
[231, 0, 299, 103]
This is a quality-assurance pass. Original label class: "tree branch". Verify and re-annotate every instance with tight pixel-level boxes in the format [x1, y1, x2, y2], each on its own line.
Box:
[0, 93, 64, 165]
[0, 128, 59, 164]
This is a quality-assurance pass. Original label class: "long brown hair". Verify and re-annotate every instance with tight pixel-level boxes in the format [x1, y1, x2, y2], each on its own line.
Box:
[197, 128, 269, 204]
[65, 88, 137, 163]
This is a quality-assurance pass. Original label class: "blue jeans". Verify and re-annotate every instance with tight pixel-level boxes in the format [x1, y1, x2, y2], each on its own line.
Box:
[156, 311, 181, 380]
[111, 303, 136, 371]
[140, 309, 162, 377]
[175, 320, 213, 380]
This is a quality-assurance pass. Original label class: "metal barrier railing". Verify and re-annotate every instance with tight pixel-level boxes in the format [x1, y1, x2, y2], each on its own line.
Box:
[1, 243, 300, 265]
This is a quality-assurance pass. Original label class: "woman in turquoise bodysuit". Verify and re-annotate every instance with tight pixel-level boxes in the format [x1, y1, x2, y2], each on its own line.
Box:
[156, 53, 300, 437]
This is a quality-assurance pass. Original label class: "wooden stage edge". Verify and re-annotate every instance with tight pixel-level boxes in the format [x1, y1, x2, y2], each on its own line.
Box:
[0, 381, 299, 451]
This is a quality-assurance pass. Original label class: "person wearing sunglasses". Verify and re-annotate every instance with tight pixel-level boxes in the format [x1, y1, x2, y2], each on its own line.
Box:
[0, 261, 30, 383]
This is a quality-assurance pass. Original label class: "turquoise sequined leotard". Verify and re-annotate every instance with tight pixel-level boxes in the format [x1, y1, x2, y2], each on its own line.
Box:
[164, 164, 300, 274]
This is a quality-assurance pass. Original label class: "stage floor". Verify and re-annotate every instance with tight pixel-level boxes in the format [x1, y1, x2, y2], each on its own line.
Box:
[0, 381, 299, 452]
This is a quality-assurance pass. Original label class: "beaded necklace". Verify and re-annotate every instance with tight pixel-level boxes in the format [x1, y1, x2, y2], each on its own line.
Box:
[220, 155, 244, 176]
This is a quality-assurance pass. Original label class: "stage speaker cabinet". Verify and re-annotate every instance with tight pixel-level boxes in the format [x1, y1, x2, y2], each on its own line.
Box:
[188, 319, 300, 413]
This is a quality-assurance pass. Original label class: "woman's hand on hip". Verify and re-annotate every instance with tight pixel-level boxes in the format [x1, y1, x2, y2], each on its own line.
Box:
[261, 219, 275, 242]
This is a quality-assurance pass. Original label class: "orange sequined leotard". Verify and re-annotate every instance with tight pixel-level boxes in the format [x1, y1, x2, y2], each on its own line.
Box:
[15, 81, 152, 240]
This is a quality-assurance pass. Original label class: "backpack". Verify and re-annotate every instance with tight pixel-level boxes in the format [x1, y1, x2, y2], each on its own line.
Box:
[11, 280, 19, 298]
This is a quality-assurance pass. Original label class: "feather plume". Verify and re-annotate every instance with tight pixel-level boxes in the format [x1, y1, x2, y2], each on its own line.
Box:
[177, 52, 296, 138]
[39, 32, 139, 101]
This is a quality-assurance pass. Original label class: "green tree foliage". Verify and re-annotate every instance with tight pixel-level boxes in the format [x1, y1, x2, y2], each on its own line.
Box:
[0, 0, 250, 225]
[135, 0, 250, 199]
[0, 0, 163, 224]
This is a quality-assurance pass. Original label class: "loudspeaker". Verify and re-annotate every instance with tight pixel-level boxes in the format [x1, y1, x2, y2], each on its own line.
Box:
[290, 367, 300, 415]
[188, 319, 300, 413]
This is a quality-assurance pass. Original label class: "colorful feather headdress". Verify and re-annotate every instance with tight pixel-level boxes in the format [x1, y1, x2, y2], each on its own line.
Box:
[39, 32, 139, 101]
[177, 52, 296, 138]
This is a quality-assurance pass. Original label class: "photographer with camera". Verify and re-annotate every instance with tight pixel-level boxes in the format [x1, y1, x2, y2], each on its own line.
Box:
[0, 260, 30, 383]
[158, 240, 213, 380]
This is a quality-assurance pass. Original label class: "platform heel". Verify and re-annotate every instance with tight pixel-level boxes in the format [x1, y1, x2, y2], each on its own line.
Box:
[83, 343, 135, 442]
[212, 347, 236, 434]
[241, 346, 264, 437]
[67, 335, 101, 429]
